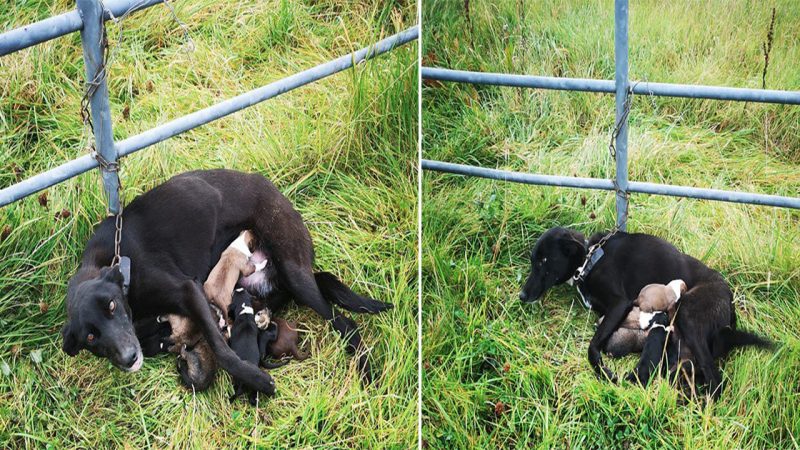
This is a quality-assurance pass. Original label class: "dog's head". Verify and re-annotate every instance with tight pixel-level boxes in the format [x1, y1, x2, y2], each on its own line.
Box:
[519, 227, 586, 303]
[61, 266, 142, 372]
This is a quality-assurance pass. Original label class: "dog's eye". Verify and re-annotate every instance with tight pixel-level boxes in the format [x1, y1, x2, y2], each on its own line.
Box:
[87, 333, 95, 343]
[108, 300, 116, 313]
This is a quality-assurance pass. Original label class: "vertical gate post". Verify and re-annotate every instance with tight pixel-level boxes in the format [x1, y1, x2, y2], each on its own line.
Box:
[76, 0, 120, 214]
[614, 0, 630, 230]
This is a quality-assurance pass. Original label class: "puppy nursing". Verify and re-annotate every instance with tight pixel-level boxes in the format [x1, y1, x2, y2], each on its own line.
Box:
[601, 280, 688, 384]
[203, 230, 266, 321]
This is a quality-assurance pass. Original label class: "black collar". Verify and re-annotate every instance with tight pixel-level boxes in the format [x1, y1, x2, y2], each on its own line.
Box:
[567, 239, 607, 310]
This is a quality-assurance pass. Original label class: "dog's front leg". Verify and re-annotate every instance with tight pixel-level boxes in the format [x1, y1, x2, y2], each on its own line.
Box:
[589, 300, 634, 382]
[180, 280, 276, 396]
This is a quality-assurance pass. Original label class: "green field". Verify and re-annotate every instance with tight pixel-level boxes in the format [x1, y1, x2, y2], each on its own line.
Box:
[0, 0, 417, 448]
[422, 0, 800, 448]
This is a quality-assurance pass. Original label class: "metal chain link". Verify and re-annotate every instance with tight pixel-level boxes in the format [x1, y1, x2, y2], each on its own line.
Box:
[607, 81, 640, 227]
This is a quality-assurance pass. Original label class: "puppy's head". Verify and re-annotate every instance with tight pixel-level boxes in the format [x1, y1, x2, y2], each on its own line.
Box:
[636, 280, 686, 313]
[519, 227, 586, 303]
[228, 288, 254, 320]
[62, 266, 142, 372]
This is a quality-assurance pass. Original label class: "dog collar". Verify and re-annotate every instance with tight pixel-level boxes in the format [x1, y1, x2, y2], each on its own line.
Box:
[239, 305, 254, 316]
[119, 256, 131, 296]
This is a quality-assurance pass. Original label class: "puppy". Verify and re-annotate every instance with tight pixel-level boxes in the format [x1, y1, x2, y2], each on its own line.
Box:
[263, 318, 308, 363]
[204, 230, 265, 321]
[626, 311, 671, 385]
[601, 280, 687, 357]
[257, 322, 289, 369]
[227, 289, 262, 405]
[177, 340, 217, 391]
[635, 279, 687, 328]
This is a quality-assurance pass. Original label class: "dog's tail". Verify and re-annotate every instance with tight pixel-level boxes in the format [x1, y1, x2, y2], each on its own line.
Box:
[711, 327, 775, 360]
[314, 271, 393, 314]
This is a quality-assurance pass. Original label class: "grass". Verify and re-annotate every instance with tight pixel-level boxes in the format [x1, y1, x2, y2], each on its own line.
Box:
[422, 0, 800, 448]
[0, 0, 417, 448]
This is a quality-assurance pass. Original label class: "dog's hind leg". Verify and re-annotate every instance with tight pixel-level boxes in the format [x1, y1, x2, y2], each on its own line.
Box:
[683, 330, 723, 399]
[314, 272, 393, 314]
[284, 265, 373, 383]
[180, 280, 276, 396]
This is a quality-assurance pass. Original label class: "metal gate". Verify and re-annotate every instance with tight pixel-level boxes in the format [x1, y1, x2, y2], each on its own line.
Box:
[421, 0, 799, 231]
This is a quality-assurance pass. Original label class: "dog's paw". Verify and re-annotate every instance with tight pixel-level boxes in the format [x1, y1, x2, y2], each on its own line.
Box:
[598, 366, 618, 383]
[624, 371, 639, 384]
[251, 371, 276, 396]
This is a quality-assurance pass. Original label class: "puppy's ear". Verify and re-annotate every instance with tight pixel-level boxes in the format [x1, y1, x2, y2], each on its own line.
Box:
[100, 266, 124, 286]
[61, 323, 81, 356]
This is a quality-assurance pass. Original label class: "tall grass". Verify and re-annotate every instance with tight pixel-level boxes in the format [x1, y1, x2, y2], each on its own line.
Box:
[422, 0, 800, 448]
[0, 0, 417, 448]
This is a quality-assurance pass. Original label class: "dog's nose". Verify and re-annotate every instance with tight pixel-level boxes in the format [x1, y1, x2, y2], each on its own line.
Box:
[519, 291, 527, 302]
[123, 350, 138, 368]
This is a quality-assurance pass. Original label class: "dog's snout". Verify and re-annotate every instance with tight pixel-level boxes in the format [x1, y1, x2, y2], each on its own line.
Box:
[519, 291, 528, 302]
[122, 350, 138, 368]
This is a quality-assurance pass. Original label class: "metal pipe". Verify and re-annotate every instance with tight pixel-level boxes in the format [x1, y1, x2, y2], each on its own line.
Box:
[0, 0, 162, 57]
[0, 26, 419, 208]
[421, 67, 800, 105]
[77, 0, 120, 214]
[421, 160, 616, 191]
[614, 0, 630, 230]
[116, 26, 419, 156]
[422, 160, 800, 209]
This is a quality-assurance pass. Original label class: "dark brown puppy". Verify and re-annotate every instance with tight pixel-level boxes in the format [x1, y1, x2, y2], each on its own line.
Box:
[266, 318, 308, 362]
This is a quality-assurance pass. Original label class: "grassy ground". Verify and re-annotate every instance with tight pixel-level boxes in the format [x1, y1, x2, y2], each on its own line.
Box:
[0, 0, 416, 448]
[422, 0, 800, 448]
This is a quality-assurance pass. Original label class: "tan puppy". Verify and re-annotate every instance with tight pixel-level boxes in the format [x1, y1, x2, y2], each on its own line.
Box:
[203, 230, 265, 319]
[635, 279, 687, 329]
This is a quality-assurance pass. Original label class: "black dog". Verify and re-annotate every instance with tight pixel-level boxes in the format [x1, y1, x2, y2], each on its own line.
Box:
[228, 289, 261, 405]
[520, 227, 772, 397]
[61, 169, 393, 396]
[625, 311, 670, 386]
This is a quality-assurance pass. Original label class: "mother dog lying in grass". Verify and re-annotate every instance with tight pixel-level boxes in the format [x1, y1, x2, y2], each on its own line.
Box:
[519, 227, 773, 398]
[61, 169, 392, 397]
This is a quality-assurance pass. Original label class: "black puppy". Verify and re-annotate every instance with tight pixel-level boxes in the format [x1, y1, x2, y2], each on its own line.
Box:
[625, 312, 670, 386]
[228, 289, 262, 405]
[61, 169, 393, 397]
[520, 227, 773, 397]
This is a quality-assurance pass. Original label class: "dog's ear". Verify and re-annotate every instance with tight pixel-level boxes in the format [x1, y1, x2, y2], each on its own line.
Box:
[100, 266, 124, 286]
[61, 322, 81, 356]
[559, 236, 585, 258]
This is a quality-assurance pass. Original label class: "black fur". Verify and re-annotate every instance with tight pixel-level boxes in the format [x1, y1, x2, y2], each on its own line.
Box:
[257, 323, 288, 369]
[228, 291, 261, 405]
[520, 227, 774, 398]
[626, 312, 670, 386]
[62, 169, 392, 396]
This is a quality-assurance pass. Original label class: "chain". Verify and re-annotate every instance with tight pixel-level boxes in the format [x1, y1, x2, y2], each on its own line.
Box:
[79, 1, 192, 267]
[607, 81, 640, 227]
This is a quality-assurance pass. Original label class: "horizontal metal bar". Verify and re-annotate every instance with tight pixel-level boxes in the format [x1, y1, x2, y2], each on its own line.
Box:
[422, 159, 615, 190]
[0, 0, 162, 57]
[422, 67, 800, 105]
[117, 26, 418, 156]
[422, 160, 800, 209]
[0, 26, 419, 208]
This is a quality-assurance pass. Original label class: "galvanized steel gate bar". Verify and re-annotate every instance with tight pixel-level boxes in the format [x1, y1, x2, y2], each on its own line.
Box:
[0, 0, 419, 210]
[422, 0, 800, 229]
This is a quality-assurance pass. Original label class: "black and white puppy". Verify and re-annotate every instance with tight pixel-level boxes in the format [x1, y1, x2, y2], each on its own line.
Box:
[626, 311, 670, 386]
[227, 289, 262, 405]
